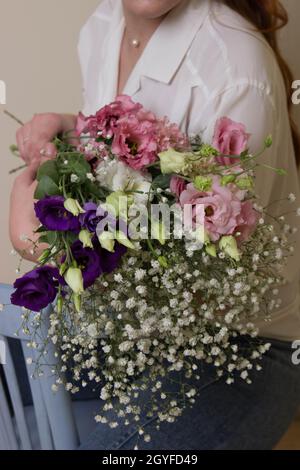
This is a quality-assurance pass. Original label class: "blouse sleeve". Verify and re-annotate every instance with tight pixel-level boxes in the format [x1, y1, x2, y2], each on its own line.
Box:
[189, 83, 291, 208]
[190, 82, 300, 286]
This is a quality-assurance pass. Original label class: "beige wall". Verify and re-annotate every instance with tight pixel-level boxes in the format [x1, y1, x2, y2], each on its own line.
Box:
[0, 0, 100, 282]
[0, 0, 299, 283]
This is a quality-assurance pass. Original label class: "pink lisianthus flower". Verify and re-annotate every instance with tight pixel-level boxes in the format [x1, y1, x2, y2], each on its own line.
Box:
[112, 116, 188, 171]
[170, 176, 187, 199]
[213, 117, 250, 166]
[75, 95, 188, 171]
[157, 117, 189, 152]
[75, 95, 143, 138]
[235, 200, 258, 244]
[112, 114, 159, 170]
[180, 176, 244, 242]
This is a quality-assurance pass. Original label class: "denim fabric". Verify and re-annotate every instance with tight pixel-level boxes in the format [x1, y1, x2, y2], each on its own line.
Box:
[79, 338, 300, 450]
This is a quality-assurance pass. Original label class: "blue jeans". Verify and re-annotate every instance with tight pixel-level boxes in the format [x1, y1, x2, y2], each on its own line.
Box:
[79, 338, 300, 450]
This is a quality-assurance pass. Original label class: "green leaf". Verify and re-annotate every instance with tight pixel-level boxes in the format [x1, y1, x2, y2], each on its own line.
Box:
[38, 232, 58, 246]
[85, 181, 109, 200]
[37, 160, 60, 185]
[152, 174, 172, 190]
[34, 175, 61, 200]
[34, 226, 47, 234]
[38, 235, 48, 244]
[57, 153, 90, 181]
[240, 149, 249, 160]
[65, 231, 78, 245]
[10, 144, 20, 157]
[47, 232, 58, 245]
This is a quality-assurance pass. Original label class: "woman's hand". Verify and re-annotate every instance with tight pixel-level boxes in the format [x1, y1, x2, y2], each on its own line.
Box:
[16, 113, 77, 167]
[9, 162, 48, 262]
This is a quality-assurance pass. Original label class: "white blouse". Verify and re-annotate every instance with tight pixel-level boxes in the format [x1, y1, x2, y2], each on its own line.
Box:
[78, 0, 300, 341]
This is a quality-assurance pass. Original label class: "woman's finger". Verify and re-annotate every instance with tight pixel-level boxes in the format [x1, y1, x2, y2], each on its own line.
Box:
[16, 126, 29, 164]
[39, 142, 57, 159]
[20, 123, 34, 163]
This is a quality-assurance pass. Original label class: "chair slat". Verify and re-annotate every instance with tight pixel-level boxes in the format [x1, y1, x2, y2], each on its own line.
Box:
[34, 307, 80, 450]
[0, 378, 18, 450]
[0, 336, 32, 450]
[21, 343, 54, 450]
[0, 285, 80, 450]
[0, 284, 32, 341]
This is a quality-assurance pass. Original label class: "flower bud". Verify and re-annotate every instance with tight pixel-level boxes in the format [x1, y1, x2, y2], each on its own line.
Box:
[115, 231, 135, 250]
[158, 148, 191, 175]
[193, 176, 212, 192]
[37, 249, 51, 264]
[221, 175, 236, 186]
[265, 135, 273, 148]
[79, 229, 93, 249]
[205, 244, 217, 258]
[73, 294, 82, 313]
[64, 198, 85, 217]
[98, 231, 115, 253]
[158, 256, 169, 268]
[64, 267, 84, 294]
[235, 177, 253, 190]
[219, 236, 241, 262]
[59, 261, 68, 277]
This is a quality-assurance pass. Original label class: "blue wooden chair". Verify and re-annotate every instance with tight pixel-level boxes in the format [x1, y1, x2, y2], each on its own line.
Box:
[0, 283, 101, 450]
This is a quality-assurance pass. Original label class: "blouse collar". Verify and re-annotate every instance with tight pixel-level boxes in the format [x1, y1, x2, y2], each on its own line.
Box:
[97, 0, 210, 104]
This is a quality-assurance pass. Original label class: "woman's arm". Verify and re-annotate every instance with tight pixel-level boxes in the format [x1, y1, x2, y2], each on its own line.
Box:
[10, 112, 78, 262]
[9, 163, 48, 263]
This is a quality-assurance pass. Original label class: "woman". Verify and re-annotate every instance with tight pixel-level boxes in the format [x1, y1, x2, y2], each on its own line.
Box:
[10, 0, 300, 450]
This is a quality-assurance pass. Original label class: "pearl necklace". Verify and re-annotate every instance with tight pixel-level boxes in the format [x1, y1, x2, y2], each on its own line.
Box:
[130, 38, 141, 48]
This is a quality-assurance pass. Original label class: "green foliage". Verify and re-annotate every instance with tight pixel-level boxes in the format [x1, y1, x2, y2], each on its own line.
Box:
[56, 152, 91, 182]
[152, 174, 172, 190]
[37, 160, 60, 185]
[34, 175, 61, 200]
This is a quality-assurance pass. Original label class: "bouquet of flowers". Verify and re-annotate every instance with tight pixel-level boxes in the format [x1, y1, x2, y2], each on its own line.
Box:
[10, 95, 298, 445]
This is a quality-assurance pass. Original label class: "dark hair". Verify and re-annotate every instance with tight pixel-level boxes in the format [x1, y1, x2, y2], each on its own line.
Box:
[223, 0, 300, 165]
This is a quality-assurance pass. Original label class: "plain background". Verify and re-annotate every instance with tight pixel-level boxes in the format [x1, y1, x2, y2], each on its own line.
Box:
[0, 0, 299, 283]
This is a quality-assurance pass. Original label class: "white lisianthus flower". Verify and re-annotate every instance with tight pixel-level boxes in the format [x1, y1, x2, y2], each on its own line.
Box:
[96, 159, 152, 205]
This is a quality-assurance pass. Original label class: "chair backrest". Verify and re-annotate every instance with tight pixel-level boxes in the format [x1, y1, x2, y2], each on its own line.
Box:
[0, 283, 80, 450]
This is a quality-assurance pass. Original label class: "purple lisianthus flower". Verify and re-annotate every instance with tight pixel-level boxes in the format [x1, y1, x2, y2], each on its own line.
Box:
[80, 203, 102, 233]
[11, 266, 61, 312]
[92, 236, 127, 274]
[70, 241, 102, 288]
[100, 243, 127, 273]
[35, 196, 80, 232]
